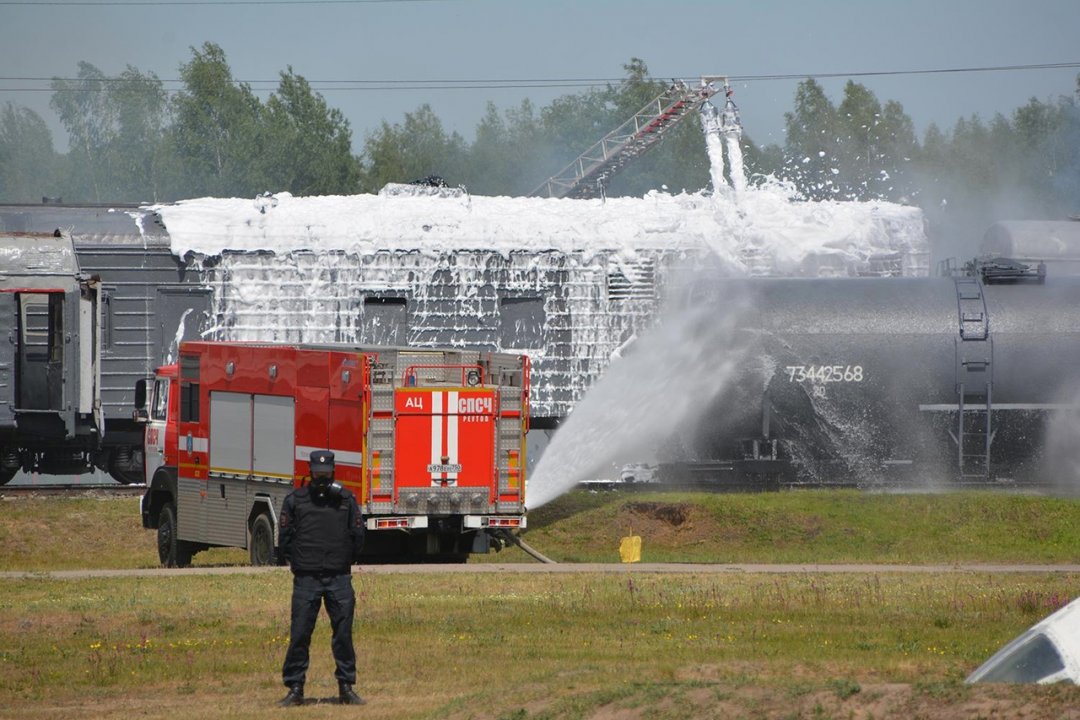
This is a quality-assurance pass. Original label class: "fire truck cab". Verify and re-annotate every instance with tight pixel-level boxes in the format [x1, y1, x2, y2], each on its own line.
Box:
[138, 341, 528, 565]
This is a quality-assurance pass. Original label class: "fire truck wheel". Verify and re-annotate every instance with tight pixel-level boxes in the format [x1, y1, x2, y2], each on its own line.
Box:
[158, 503, 193, 568]
[249, 514, 276, 566]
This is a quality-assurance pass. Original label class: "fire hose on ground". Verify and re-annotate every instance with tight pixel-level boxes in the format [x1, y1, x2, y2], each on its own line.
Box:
[492, 529, 557, 564]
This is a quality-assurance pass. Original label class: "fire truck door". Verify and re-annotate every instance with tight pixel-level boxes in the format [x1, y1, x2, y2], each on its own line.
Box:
[206, 391, 252, 547]
[252, 394, 295, 480]
[143, 377, 170, 485]
[394, 389, 497, 491]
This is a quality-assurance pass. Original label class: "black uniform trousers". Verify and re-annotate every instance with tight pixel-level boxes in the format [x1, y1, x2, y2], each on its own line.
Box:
[281, 573, 357, 687]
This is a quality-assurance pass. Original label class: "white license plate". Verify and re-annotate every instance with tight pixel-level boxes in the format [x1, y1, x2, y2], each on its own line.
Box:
[427, 463, 462, 473]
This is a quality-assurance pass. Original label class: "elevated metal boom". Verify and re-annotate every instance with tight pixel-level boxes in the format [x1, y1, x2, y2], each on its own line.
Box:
[530, 78, 723, 199]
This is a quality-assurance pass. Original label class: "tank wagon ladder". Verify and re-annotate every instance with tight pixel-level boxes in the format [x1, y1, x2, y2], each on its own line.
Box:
[952, 277, 994, 481]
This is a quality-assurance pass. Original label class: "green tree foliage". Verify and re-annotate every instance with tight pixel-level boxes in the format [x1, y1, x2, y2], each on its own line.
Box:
[358, 104, 466, 192]
[777, 79, 920, 202]
[464, 102, 513, 195]
[49, 62, 169, 202]
[876, 100, 919, 198]
[169, 42, 264, 197]
[0, 103, 59, 202]
[170, 46, 358, 198]
[783, 78, 842, 199]
[910, 81, 1080, 255]
[49, 62, 116, 201]
[106, 66, 170, 201]
[261, 68, 360, 195]
[836, 80, 886, 197]
[461, 101, 540, 196]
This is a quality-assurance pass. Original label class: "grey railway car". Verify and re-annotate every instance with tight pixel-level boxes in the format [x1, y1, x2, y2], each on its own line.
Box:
[0, 204, 211, 483]
[0, 231, 101, 484]
[665, 261, 1080, 487]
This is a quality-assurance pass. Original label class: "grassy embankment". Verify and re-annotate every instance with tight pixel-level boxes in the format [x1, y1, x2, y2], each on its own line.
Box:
[1, 490, 1080, 718]
[4, 489, 1080, 570]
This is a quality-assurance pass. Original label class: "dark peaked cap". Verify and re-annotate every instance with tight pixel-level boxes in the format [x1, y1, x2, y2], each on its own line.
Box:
[309, 450, 335, 473]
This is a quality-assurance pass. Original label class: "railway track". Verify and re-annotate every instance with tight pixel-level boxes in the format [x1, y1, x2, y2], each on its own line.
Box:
[1, 483, 146, 497]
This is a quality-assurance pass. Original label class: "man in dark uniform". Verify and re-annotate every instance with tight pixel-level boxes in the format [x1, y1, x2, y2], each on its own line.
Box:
[278, 450, 366, 707]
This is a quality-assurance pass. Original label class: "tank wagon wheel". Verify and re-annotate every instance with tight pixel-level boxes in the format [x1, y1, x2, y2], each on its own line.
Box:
[249, 514, 277, 566]
[157, 503, 193, 568]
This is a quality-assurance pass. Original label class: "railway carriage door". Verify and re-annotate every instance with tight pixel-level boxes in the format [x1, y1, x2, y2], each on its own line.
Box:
[156, 288, 211, 363]
[0, 293, 14, 429]
[15, 293, 63, 413]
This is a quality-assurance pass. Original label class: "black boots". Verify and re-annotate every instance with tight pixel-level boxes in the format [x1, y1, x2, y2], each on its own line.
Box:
[278, 684, 304, 707]
[278, 682, 363, 706]
[339, 683, 366, 705]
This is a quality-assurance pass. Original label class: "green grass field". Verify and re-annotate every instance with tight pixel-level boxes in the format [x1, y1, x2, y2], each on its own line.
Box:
[2, 489, 1080, 718]
[518, 489, 1080, 564]
[4, 489, 1080, 570]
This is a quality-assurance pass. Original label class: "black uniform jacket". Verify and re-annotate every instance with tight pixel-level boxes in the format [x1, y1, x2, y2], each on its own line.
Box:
[279, 484, 365, 575]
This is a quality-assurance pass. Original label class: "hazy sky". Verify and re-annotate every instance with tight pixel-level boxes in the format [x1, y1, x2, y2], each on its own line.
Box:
[2, 0, 1078, 155]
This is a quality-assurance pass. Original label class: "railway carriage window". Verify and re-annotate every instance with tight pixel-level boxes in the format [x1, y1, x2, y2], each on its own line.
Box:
[179, 354, 200, 423]
[18, 294, 51, 352]
[360, 296, 408, 346]
[498, 296, 545, 350]
[180, 382, 199, 422]
[151, 379, 169, 421]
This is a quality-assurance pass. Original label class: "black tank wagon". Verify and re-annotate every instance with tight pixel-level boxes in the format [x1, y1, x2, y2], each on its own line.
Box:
[666, 260, 1080, 487]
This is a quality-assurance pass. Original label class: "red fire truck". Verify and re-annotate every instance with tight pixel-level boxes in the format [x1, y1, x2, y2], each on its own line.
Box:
[137, 341, 529, 565]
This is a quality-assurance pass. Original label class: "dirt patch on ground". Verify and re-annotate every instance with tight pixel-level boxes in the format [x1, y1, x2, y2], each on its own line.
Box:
[612, 502, 721, 552]
[623, 502, 692, 527]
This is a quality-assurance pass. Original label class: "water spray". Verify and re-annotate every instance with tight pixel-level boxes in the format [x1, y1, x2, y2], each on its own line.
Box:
[699, 77, 746, 194]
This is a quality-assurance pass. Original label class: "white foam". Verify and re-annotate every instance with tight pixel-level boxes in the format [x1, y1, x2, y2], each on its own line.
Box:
[150, 181, 926, 279]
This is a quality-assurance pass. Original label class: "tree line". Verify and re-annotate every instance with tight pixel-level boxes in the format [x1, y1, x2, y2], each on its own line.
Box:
[1, 44, 1078, 236]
